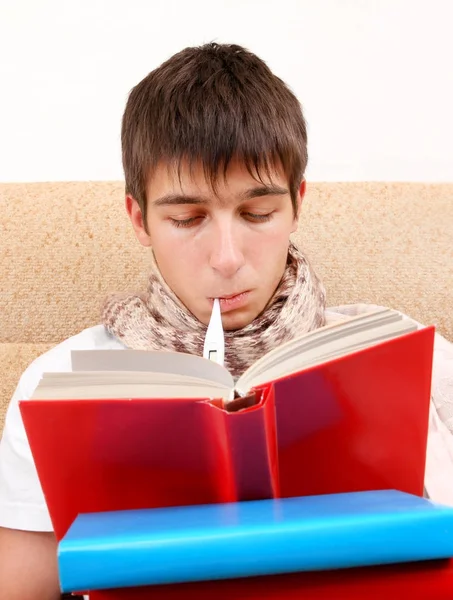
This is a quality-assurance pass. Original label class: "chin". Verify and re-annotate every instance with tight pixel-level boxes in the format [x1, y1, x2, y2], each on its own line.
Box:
[221, 309, 257, 331]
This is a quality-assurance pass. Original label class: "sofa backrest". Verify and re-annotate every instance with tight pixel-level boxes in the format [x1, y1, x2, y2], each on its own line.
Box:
[1, 181, 452, 433]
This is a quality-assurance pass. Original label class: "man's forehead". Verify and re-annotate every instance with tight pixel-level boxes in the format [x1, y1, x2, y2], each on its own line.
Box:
[147, 160, 289, 206]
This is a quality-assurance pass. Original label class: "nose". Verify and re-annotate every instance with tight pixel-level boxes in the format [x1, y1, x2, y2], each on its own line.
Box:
[209, 221, 246, 278]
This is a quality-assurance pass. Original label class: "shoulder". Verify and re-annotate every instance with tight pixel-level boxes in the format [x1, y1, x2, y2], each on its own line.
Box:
[0, 325, 125, 532]
[19, 325, 126, 400]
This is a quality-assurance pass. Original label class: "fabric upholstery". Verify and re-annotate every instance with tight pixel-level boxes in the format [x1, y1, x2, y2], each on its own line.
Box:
[1, 181, 452, 434]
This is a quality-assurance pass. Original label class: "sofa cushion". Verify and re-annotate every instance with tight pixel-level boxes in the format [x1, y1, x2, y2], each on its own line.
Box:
[1, 181, 452, 436]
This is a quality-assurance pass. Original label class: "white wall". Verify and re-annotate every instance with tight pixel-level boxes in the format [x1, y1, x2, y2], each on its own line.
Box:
[0, 0, 452, 182]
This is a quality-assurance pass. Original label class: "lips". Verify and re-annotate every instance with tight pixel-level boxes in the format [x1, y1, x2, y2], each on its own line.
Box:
[218, 292, 246, 300]
[210, 291, 248, 301]
[210, 291, 251, 313]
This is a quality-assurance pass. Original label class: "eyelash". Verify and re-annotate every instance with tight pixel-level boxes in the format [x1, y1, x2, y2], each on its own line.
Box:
[170, 212, 274, 228]
[244, 212, 274, 223]
[170, 217, 199, 228]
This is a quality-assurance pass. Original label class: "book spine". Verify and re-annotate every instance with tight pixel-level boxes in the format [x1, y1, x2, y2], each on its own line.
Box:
[224, 384, 279, 501]
[200, 402, 238, 503]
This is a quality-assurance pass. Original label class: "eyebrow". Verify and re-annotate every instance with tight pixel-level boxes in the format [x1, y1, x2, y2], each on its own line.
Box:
[152, 184, 289, 207]
[242, 184, 289, 200]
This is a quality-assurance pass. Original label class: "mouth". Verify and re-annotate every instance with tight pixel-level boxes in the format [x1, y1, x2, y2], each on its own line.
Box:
[209, 291, 251, 313]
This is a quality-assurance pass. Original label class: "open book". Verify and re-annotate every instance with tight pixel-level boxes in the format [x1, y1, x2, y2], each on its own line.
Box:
[20, 306, 435, 541]
[31, 308, 419, 403]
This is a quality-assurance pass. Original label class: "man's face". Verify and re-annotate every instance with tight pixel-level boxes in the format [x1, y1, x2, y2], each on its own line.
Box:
[127, 160, 302, 330]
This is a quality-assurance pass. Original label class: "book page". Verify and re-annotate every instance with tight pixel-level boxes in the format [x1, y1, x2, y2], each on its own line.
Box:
[31, 371, 232, 400]
[236, 309, 418, 395]
[71, 349, 235, 389]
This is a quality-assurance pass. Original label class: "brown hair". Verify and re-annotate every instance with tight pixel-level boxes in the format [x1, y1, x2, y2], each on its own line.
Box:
[121, 43, 308, 226]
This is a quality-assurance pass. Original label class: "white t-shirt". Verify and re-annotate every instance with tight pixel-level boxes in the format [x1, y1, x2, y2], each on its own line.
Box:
[1, 308, 453, 532]
[0, 325, 125, 531]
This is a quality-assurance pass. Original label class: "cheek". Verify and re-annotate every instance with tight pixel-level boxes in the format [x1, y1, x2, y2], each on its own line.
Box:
[151, 229, 203, 281]
[248, 224, 291, 257]
[252, 220, 291, 263]
[246, 236, 289, 286]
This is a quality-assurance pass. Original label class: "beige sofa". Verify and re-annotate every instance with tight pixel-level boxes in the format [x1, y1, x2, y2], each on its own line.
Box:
[1, 182, 452, 435]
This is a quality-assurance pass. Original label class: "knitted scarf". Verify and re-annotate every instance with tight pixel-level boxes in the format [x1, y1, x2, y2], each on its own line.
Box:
[102, 242, 326, 379]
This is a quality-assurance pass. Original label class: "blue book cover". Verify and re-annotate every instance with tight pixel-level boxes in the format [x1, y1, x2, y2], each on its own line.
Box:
[58, 490, 453, 593]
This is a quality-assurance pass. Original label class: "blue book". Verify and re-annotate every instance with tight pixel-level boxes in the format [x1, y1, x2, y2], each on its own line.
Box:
[58, 490, 453, 593]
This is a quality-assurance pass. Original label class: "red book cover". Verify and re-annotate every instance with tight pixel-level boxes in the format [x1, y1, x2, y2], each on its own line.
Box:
[268, 325, 434, 499]
[19, 327, 434, 541]
[89, 558, 453, 600]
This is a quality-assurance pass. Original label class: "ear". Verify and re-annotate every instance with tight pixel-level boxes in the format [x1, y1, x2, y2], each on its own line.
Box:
[125, 195, 152, 247]
[291, 179, 306, 233]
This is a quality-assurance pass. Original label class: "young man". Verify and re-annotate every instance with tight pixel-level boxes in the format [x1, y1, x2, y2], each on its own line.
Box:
[1, 43, 452, 600]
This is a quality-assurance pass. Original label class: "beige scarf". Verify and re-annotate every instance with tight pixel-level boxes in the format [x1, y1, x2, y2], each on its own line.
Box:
[102, 242, 326, 379]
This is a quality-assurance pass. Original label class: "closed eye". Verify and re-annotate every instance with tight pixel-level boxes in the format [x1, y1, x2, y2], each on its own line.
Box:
[169, 212, 274, 228]
[169, 216, 203, 228]
[242, 212, 274, 223]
